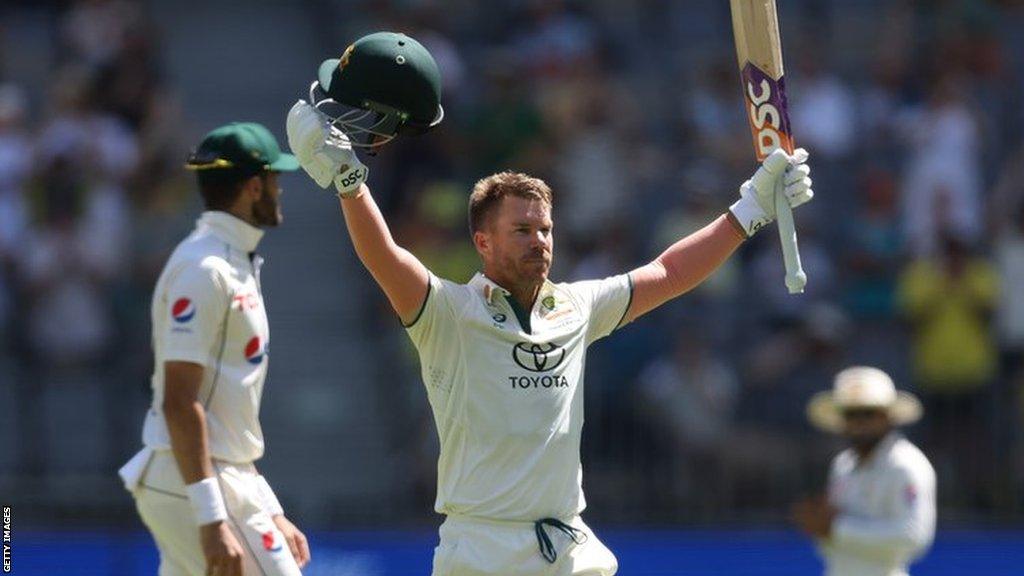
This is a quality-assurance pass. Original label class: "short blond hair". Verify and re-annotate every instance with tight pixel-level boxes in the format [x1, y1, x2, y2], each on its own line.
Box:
[468, 171, 553, 233]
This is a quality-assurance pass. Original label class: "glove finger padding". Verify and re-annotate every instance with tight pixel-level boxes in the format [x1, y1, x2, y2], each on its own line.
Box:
[306, 155, 340, 189]
[287, 100, 337, 188]
[782, 148, 813, 209]
[785, 182, 813, 208]
[790, 147, 810, 164]
[749, 148, 790, 196]
[286, 100, 326, 156]
[785, 164, 811, 185]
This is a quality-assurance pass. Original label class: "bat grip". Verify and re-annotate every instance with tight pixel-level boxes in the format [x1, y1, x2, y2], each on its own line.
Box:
[774, 178, 806, 294]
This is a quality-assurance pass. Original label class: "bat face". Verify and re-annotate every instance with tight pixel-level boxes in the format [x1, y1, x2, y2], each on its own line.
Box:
[741, 63, 794, 160]
[730, 0, 796, 160]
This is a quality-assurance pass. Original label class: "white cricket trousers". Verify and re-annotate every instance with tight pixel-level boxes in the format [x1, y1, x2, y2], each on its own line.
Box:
[131, 450, 302, 576]
[432, 514, 618, 576]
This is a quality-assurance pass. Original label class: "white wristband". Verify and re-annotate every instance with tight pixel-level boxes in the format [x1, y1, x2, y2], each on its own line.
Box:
[255, 475, 285, 517]
[186, 477, 228, 525]
[729, 195, 771, 237]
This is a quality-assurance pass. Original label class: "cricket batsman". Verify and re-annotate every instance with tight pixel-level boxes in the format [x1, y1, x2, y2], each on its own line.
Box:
[118, 123, 310, 576]
[792, 366, 937, 576]
[287, 32, 813, 575]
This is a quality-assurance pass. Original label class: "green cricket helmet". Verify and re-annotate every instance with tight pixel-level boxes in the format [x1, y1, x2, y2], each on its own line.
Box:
[311, 31, 444, 149]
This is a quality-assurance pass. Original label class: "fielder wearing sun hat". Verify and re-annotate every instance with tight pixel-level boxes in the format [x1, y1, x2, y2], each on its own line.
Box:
[807, 366, 923, 433]
[794, 366, 936, 576]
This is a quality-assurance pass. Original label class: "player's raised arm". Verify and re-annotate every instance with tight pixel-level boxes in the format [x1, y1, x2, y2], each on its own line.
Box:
[286, 100, 429, 324]
[622, 148, 813, 324]
[339, 183, 430, 325]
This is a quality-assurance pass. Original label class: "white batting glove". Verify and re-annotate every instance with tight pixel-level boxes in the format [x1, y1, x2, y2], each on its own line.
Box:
[286, 99, 368, 198]
[729, 147, 813, 237]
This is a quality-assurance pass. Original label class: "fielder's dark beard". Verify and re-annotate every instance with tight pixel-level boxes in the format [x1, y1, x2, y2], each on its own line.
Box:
[252, 178, 282, 227]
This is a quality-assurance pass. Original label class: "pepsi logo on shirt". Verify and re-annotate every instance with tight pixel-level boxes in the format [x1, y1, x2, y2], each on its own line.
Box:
[171, 298, 195, 323]
[261, 530, 282, 552]
[245, 337, 265, 364]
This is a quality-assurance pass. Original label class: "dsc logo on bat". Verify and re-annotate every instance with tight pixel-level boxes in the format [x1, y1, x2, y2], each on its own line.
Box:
[742, 65, 793, 159]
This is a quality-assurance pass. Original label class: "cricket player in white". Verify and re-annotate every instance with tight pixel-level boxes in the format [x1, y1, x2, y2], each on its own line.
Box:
[119, 123, 310, 576]
[288, 86, 814, 574]
[792, 366, 937, 576]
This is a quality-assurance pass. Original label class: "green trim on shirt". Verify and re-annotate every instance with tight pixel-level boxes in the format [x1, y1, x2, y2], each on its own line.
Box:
[615, 273, 634, 329]
[403, 275, 433, 328]
[508, 296, 533, 335]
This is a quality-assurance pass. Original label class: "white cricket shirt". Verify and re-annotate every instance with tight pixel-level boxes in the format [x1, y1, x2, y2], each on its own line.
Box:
[141, 211, 271, 464]
[406, 271, 632, 522]
[820, 432, 937, 576]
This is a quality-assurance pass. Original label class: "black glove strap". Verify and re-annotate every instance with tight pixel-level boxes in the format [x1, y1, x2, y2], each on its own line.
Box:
[534, 518, 588, 564]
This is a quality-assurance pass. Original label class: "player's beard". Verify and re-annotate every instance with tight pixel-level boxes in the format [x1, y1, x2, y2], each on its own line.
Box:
[252, 178, 283, 227]
[510, 249, 551, 288]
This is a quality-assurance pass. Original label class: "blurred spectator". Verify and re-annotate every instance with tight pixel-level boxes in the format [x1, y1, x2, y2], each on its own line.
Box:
[742, 303, 851, 433]
[685, 60, 750, 171]
[842, 168, 904, 320]
[17, 156, 121, 367]
[399, 181, 478, 283]
[550, 76, 632, 243]
[637, 331, 739, 456]
[991, 145, 1024, 378]
[897, 233, 998, 505]
[989, 143, 1024, 236]
[60, 0, 144, 69]
[508, 0, 598, 80]
[898, 74, 983, 256]
[466, 65, 547, 173]
[993, 203, 1024, 510]
[0, 84, 31, 334]
[790, 52, 856, 161]
[898, 233, 998, 398]
[635, 331, 741, 514]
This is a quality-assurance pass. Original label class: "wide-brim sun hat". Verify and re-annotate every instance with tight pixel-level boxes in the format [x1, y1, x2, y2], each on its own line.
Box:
[807, 366, 923, 433]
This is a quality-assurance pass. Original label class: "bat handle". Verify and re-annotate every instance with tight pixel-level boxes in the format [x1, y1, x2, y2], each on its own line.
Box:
[774, 178, 806, 294]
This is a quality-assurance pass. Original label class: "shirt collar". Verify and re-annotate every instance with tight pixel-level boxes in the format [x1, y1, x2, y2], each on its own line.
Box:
[198, 211, 265, 253]
[469, 273, 510, 305]
[468, 272, 557, 307]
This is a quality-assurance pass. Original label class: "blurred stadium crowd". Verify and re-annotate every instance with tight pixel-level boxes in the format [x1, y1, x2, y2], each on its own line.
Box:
[2, 0, 1024, 528]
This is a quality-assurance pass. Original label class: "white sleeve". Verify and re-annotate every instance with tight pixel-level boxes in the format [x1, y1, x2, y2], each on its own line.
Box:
[404, 273, 460, 350]
[404, 273, 465, 411]
[571, 274, 633, 345]
[831, 462, 937, 563]
[160, 262, 231, 366]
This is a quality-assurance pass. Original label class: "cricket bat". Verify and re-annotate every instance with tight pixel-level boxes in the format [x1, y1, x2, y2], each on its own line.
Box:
[730, 0, 807, 294]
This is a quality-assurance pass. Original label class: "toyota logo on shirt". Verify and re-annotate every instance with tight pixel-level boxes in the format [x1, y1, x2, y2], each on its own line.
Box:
[511, 342, 565, 372]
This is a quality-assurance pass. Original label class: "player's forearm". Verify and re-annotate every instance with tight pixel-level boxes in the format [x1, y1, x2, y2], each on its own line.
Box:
[164, 400, 215, 484]
[163, 362, 215, 485]
[339, 184, 429, 322]
[624, 214, 744, 322]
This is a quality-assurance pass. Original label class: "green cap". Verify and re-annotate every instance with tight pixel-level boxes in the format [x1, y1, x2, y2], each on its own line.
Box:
[318, 31, 443, 133]
[185, 122, 299, 180]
